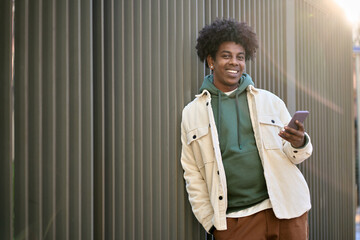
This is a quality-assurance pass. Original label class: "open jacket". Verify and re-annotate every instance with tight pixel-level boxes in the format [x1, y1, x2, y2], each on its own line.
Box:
[180, 85, 313, 233]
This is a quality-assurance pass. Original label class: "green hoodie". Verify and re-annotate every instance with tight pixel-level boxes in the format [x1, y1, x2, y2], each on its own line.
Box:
[199, 74, 268, 214]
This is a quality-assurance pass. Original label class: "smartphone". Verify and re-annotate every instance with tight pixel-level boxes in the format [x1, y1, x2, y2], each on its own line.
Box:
[287, 111, 309, 130]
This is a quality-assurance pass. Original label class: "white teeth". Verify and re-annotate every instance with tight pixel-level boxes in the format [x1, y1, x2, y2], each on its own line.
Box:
[227, 70, 238, 73]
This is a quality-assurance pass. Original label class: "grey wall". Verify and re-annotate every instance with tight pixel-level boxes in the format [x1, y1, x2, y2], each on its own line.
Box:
[294, 1, 355, 239]
[0, 0, 14, 239]
[0, 0, 355, 239]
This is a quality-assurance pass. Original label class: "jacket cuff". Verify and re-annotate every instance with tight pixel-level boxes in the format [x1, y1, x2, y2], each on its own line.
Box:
[203, 214, 214, 234]
[284, 132, 313, 164]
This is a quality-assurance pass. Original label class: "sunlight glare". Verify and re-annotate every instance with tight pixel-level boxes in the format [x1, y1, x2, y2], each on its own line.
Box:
[333, 0, 360, 24]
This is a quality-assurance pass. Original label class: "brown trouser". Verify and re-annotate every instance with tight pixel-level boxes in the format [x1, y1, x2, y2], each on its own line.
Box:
[213, 209, 308, 240]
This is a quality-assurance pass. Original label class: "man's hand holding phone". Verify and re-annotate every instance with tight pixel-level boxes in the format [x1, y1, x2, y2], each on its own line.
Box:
[279, 111, 309, 148]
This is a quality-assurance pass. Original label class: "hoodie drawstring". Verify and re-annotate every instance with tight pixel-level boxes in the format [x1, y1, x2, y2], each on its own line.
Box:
[218, 93, 221, 135]
[235, 93, 242, 149]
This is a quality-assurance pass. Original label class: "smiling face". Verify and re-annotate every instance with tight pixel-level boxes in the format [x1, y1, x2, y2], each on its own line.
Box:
[207, 41, 246, 92]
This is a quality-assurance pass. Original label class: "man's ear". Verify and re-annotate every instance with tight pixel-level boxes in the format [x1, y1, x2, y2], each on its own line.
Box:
[207, 55, 214, 68]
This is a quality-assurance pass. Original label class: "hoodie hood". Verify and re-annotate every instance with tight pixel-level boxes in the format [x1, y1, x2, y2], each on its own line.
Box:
[199, 73, 254, 96]
[199, 73, 254, 149]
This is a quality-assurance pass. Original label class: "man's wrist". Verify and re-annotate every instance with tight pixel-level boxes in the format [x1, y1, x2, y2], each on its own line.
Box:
[291, 134, 309, 149]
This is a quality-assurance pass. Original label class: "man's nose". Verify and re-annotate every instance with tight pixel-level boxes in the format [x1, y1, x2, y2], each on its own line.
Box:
[229, 56, 238, 65]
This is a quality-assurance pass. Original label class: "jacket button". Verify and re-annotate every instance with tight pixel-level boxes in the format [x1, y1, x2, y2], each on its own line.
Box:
[217, 171, 219, 175]
[219, 196, 223, 200]
[293, 150, 298, 153]
[206, 102, 209, 106]
[271, 120, 275, 123]
[193, 135, 196, 139]
[293, 156, 296, 158]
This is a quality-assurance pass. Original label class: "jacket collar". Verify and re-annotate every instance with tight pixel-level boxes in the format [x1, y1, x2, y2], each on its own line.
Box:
[196, 89, 210, 98]
[246, 85, 259, 92]
[247, 85, 259, 93]
[196, 86, 258, 98]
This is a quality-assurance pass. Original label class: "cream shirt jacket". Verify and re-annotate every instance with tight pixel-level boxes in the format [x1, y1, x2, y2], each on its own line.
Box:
[180, 85, 313, 233]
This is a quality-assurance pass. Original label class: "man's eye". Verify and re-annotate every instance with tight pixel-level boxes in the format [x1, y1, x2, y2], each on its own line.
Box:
[223, 55, 230, 59]
[238, 56, 245, 60]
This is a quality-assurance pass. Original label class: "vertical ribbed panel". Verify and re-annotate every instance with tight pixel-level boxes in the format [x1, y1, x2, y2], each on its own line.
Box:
[0, 0, 13, 239]
[13, 0, 93, 239]
[251, 0, 286, 99]
[93, 0, 105, 238]
[110, 1, 354, 239]
[14, 1, 30, 238]
[42, 0, 56, 238]
[5, 0, 355, 240]
[109, 1, 276, 240]
[108, 0, 204, 239]
[105, 0, 207, 239]
[295, 1, 355, 240]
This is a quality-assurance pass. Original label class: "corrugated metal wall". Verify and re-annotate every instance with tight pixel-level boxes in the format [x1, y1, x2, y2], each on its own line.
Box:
[0, 0, 355, 239]
[12, 0, 94, 239]
[294, 1, 355, 239]
[0, 0, 14, 240]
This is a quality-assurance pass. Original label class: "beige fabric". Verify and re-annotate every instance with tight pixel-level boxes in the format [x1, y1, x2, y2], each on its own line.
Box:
[180, 86, 313, 233]
[226, 198, 272, 218]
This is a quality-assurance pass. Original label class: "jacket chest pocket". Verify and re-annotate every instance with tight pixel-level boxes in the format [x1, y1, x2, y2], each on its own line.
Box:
[258, 115, 284, 150]
[186, 126, 214, 165]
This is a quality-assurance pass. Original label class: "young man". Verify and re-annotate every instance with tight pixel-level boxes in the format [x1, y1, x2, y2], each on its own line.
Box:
[180, 19, 313, 239]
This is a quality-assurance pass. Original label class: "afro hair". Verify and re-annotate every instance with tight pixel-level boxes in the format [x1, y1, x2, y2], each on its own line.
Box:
[196, 18, 259, 67]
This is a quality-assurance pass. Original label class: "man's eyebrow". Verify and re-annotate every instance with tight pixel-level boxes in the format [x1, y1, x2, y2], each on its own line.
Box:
[220, 50, 245, 55]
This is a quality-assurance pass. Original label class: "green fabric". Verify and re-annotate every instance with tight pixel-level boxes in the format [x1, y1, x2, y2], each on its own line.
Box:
[200, 74, 269, 213]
